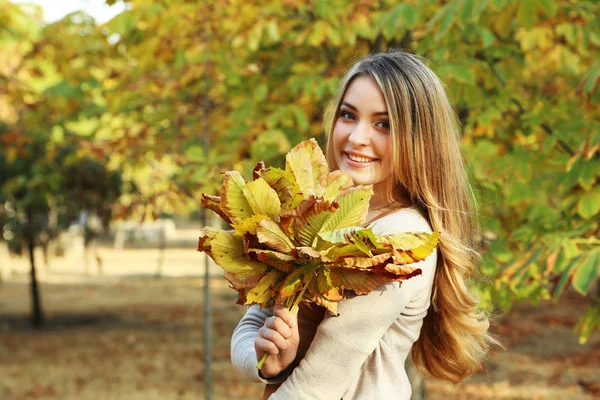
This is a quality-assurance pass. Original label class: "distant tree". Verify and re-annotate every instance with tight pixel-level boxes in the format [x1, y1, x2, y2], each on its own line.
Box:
[0, 131, 123, 326]
[0, 2, 124, 327]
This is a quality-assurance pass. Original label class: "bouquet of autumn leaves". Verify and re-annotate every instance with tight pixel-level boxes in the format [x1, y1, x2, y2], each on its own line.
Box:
[198, 137, 438, 314]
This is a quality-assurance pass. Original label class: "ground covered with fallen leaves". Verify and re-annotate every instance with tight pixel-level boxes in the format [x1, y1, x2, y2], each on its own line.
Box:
[0, 246, 598, 399]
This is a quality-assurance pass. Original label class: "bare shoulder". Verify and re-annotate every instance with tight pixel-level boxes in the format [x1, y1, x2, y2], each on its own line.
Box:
[371, 205, 433, 236]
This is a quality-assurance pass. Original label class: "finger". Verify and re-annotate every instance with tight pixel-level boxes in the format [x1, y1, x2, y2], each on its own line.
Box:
[254, 337, 280, 356]
[265, 316, 293, 340]
[259, 326, 290, 351]
[273, 304, 298, 329]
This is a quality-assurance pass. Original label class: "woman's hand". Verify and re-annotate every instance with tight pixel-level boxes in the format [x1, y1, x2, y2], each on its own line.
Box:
[255, 304, 300, 378]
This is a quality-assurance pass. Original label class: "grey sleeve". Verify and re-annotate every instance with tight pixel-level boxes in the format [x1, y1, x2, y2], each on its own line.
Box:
[230, 304, 293, 384]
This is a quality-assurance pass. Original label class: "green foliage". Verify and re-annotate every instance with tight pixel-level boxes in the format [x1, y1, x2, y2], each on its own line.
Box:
[0, 4, 124, 256]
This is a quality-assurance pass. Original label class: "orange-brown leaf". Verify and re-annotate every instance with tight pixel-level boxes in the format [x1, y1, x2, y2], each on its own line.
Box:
[316, 269, 344, 301]
[248, 249, 294, 273]
[253, 161, 266, 180]
[342, 253, 393, 269]
[224, 271, 263, 290]
[383, 263, 422, 278]
[202, 194, 232, 224]
[330, 269, 390, 295]
[308, 278, 339, 316]
[292, 246, 325, 261]
[197, 226, 218, 254]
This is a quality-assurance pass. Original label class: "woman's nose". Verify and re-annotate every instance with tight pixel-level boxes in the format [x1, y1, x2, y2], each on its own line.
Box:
[348, 122, 370, 146]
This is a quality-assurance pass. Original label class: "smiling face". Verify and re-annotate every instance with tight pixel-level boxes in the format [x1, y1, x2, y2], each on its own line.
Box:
[332, 76, 396, 200]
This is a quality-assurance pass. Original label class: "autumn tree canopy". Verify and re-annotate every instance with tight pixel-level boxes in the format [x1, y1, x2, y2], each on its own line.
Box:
[1, 0, 599, 338]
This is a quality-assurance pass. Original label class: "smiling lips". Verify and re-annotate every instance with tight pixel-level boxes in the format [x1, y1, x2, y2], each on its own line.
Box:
[346, 152, 378, 164]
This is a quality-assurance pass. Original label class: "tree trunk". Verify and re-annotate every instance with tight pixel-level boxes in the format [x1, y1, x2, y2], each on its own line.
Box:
[406, 357, 425, 400]
[155, 224, 165, 278]
[27, 218, 44, 328]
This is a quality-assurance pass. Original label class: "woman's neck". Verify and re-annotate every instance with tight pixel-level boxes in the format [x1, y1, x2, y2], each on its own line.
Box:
[368, 182, 410, 212]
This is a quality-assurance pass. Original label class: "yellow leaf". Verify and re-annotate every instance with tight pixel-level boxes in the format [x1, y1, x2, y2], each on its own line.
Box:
[291, 200, 339, 246]
[232, 214, 270, 235]
[7, 147, 17, 163]
[323, 170, 353, 202]
[324, 243, 365, 259]
[279, 196, 319, 238]
[380, 232, 429, 249]
[211, 231, 267, 276]
[245, 269, 284, 306]
[493, 3, 516, 37]
[257, 167, 303, 211]
[277, 264, 316, 301]
[319, 185, 373, 233]
[256, 219, 295, 253]
[243, 177, 281, 220]
[220, 171, 253, 224]
[380, 232, 439, 257]
[285, 138, 329, 197]
[318, 227, 378, 256]
[308, 20, 327, 47]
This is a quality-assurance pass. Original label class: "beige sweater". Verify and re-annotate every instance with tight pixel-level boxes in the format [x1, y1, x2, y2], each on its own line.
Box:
[230, 207, 438, 399]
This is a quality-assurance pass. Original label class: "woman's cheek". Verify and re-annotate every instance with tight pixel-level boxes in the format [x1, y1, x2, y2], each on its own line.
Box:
[332, 123, 346, 155]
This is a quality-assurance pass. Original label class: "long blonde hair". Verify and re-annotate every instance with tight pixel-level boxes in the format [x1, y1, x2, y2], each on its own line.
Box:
[324, 50, 496, 383]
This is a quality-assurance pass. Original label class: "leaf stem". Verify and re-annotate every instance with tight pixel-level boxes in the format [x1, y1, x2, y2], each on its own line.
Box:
[256, 276, 314, 370]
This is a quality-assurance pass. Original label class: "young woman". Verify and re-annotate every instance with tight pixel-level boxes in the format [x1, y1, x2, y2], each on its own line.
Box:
[231, 50, 495, 399]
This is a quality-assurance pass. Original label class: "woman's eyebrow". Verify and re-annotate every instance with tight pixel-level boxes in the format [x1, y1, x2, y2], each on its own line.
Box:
[341, 101, 388, 116]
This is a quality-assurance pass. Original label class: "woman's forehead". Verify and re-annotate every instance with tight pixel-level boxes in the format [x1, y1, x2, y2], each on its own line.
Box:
[342, 76, 387, 113]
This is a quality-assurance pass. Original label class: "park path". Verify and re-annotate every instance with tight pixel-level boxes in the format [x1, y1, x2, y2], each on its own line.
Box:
[0, 235, 222, 285]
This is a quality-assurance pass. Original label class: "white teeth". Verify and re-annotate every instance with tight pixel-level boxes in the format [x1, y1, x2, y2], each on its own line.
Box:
[347, 153, 375, 163]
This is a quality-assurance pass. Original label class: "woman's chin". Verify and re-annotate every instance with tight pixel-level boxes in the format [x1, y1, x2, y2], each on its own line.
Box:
[347, 174, 376, 186]
[338, 165, 379, 186]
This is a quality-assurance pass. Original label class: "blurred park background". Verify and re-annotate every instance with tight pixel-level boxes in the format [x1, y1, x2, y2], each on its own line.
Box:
[0, 0, 599, 399]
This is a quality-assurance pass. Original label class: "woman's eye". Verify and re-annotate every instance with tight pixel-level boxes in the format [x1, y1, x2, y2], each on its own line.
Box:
[376, 121, 390, 130]
[340, 110, 356, 121]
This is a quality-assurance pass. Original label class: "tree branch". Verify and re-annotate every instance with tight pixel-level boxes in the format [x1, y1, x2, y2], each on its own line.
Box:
[541, 123, 575, 156]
